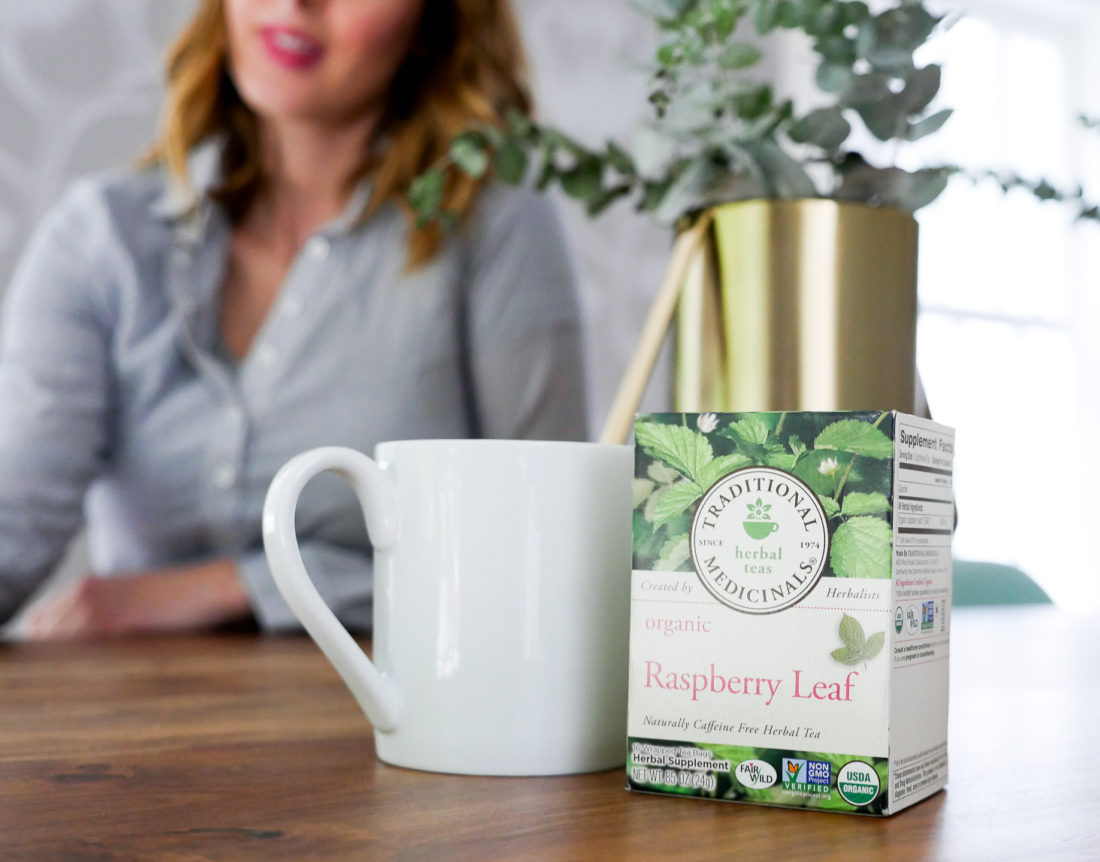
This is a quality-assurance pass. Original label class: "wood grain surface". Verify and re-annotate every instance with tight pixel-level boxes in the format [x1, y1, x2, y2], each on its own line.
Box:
[1, 606, 1095, 861]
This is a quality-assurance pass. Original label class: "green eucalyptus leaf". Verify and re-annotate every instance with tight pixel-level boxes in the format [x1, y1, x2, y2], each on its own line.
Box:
[408, 169, 445, 221]
[857, 101, 904, 141]
[841, 492, 892, 516]
[630, 0, 693, 21]
[788, 107, 852, 150]
[560, 158, 605, 202]
[883, 167, 951, 212]
[741, 139, 819, 198]
[732, 84, 774, 120]
[817, 62, 854, 94]
[450, 133, 490, 177]
[906, 108, 953, 141]
[586, 184, 632, 217]
[753, 0, 780, 33]
[635, 421, 715, 483]
[831, 516, 893, 579]
[504, 108, 533, 138]
[815, 35, 857, 65]
[653, 157, 719, 223]
[842, 71, 891, 107]
[899, 65, 942, 115]
[633, 125, 680, 178]
[533, 141, 556, 190]
[662, 80, 719, 132]
[776, 0, 801, 28]
[606, 141, 637, 174]
[839, 613, 866, 651]
[719, 43, 763, 70]
[640, 176, 675, 213]
[743, 98, 794, 140]
[712, 5, 737, 40]
[811, 4, 844, 36]
[878, 5, 940, 53]
[844, 1, 870, 26]
[491, 140, 528, 184]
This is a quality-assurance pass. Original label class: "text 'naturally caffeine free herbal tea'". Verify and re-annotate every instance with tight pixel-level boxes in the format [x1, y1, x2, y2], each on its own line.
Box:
[627, 411, 955, 815]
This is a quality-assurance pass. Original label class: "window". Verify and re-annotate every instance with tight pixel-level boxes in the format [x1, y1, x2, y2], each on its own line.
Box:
[910, 0, 1100, 608]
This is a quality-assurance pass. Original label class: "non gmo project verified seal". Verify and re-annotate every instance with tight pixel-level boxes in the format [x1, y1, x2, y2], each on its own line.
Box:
[781, 758, 831, 796]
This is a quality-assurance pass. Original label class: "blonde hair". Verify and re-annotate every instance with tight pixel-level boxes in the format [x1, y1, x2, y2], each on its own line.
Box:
[149, 0, 532, 267]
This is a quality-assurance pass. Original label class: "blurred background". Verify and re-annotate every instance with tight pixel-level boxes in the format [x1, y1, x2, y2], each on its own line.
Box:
[0, 0, 1097, 611]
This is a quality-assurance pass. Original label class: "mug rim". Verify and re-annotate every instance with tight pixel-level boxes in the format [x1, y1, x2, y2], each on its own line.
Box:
[375, 438, 629, 453]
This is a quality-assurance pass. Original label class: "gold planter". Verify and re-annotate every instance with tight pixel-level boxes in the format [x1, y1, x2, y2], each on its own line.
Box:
[675, 199, 918, 413]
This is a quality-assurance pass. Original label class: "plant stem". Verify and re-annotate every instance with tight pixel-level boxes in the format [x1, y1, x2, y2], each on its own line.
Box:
[834, 455, 858, 502]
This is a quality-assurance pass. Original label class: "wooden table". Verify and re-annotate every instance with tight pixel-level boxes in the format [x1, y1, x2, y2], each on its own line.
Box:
[1, 606, 1096, 861]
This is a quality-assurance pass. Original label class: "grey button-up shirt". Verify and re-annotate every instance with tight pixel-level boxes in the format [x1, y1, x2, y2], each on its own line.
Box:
[0, 145, 589, 630]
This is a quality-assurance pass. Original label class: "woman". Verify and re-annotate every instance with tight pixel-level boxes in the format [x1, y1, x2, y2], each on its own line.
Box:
[1, 0, 588, 638]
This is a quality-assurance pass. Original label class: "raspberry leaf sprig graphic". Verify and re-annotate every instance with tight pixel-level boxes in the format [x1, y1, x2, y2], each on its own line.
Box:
[831, 614, 884, 668]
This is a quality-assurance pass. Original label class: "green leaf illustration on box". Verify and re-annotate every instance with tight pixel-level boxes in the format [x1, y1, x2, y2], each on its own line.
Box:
[635, 422, 715, 483]
[632, 412, 896, 578]
[841, 492, 892, 516]
[831, 614, 885, 667]
[814, 419, 894, 459]
[831, 516, 893, 579]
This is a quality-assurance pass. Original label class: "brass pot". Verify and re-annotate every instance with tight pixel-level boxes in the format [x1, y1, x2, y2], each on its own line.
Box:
[675, 199, 918, 413]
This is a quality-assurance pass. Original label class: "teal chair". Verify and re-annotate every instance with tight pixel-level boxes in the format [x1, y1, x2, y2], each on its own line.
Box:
[952, 560, 1052, 606]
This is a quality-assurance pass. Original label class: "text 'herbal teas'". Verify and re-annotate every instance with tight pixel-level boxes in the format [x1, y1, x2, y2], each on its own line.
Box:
[627, 411, 954, 815]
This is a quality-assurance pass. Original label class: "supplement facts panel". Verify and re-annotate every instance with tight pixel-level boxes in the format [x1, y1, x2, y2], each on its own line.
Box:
[891, 416, 955, 665]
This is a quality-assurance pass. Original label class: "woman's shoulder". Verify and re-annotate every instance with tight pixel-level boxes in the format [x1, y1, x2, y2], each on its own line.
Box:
[468, 180, 561, 233]
[48, 164, 171, 240]
[460, 180, 570, 263]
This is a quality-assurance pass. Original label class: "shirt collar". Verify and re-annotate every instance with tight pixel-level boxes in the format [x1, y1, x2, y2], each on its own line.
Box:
[151, 137, 375, 236]
[151, 138, 223, 223]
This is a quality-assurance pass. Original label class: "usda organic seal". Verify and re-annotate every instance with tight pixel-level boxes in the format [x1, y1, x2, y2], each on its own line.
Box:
[689, 466, 829, 614]
[837, 761, 881, 806]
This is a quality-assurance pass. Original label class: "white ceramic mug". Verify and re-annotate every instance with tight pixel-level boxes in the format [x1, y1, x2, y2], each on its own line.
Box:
[262, 440, 632, 776]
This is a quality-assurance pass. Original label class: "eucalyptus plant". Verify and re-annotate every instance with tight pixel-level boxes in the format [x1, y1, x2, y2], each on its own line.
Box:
[410, 0, 955, 227]
[971, 114, 1100, 223]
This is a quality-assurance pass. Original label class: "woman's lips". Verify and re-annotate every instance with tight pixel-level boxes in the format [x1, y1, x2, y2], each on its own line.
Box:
[259, 26, 324, 70]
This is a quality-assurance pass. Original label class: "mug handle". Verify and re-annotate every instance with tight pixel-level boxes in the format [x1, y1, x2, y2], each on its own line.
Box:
[262, 446, 402, 732]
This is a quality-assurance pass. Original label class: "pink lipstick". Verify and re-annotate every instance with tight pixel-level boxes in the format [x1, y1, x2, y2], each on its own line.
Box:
[260, 26, 323, 70]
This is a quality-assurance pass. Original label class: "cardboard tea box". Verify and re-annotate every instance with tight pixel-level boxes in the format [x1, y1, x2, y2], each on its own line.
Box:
[627, 411, 955, 815]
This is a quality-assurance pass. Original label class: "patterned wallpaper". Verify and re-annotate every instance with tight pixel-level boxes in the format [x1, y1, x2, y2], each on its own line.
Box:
[0, 0, 671, 430]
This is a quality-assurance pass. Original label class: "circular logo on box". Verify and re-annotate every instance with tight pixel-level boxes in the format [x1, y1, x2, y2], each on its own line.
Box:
[837, 761, 881, 806]
[735, 759, 778, 789]
[689, 466, 829, 614]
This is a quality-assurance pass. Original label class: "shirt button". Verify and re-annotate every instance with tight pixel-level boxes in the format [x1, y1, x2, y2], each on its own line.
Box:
[255, 344, 279, 368]
[281, 295, 305, 318]
[212, 464, 238, 489]
[304, 236, 330, 260]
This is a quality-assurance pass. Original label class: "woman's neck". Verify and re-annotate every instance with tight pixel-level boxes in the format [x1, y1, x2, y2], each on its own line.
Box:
[248, 114, 378, 254]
